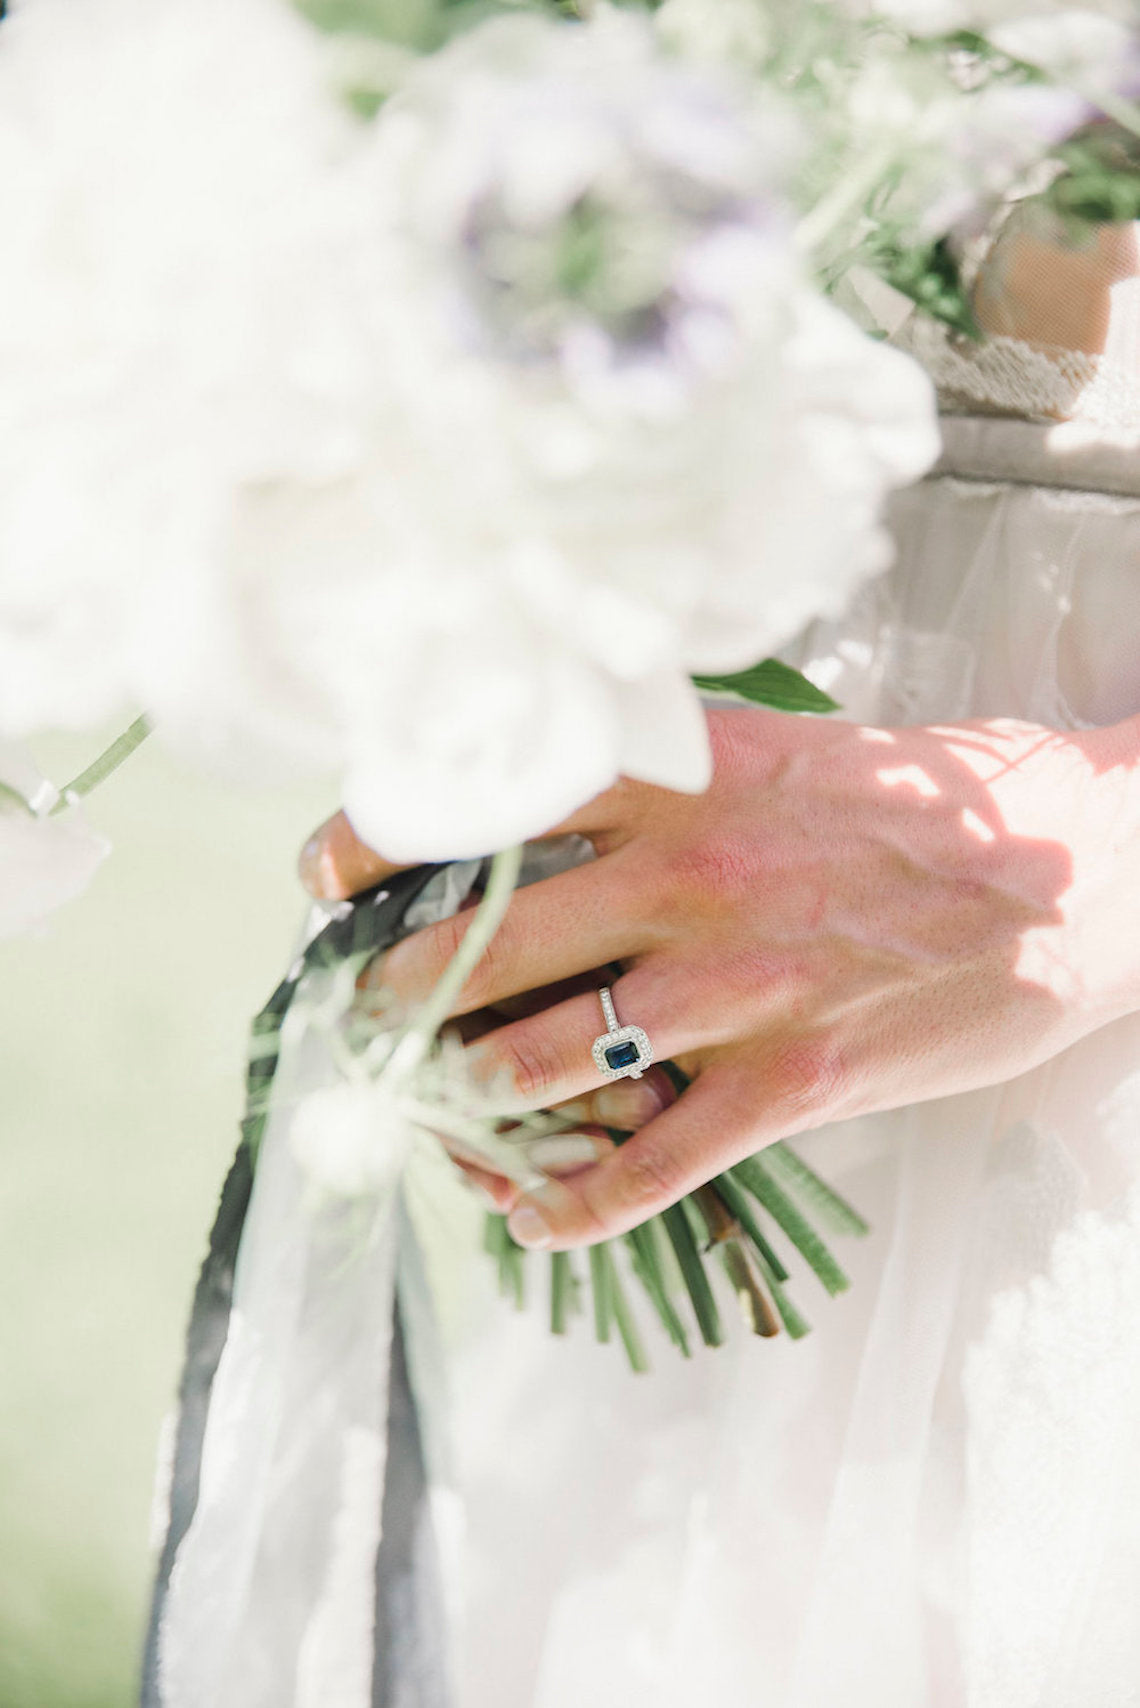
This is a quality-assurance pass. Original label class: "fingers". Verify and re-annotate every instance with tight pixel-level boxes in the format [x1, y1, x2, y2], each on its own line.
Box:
[556, 1063, 678, 1133]
[465, 968, 716, 1114]
[300, 773, 652, 901]
[503, 1030, 858, 1249]
[504, 1068, 763, 1249]
[450, 1156, 518, 1212]
[377, 859, 641, 1018]
[539, 775, 650, 851]
[445, 1129, 617, 1212]
[442, 1065, 673, 1213]
[300, 810, 409, 900]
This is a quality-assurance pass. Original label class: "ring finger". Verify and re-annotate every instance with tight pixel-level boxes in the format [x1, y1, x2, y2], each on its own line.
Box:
[464, 967, 718, 1113]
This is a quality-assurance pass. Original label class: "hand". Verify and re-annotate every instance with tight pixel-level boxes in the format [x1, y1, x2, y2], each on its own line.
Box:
[300, 705, 1140, 1250]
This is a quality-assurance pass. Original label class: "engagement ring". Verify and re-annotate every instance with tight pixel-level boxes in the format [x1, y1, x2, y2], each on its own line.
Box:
[591, 987, 653, 1082]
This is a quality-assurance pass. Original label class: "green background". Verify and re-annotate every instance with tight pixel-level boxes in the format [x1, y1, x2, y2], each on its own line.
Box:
[0, 729, 330, 1708]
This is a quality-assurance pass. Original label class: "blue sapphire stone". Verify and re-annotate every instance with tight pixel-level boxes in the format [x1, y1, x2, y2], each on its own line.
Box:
[604, 1039, 640, 1072]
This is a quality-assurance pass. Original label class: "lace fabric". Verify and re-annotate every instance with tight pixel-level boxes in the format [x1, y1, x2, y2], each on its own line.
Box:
[894, 313, 1140, 441]
[892, 208, 1140, 442]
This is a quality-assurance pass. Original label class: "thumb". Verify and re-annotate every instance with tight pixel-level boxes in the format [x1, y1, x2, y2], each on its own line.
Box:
[506, 1067, 771, 1250]
[299, 809, 409, 900]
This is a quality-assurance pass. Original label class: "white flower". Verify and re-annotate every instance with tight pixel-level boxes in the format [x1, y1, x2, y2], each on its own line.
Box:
[290, 1080, 417, 1197]
[0, 2, 937, 862]
[989, 11, 1139, 86]
[0, 743, 109, 938]
[0, 0, 367, 753]
[318, 11, 939, 857]
[848, 0, 1138, 85]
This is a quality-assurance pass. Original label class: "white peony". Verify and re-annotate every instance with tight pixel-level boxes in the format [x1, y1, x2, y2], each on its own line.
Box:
[0, 1, 937, 862]
[305, 11, 940, 857]
[0, 743, 109, 938]
[0, 0, 368, 758]
[988, 11, 1140, 86]
[845, 0, 1138, 87]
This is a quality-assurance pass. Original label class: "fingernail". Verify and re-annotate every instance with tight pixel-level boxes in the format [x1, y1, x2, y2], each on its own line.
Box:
[507, 1200, 553, 1249]
[299, 823, 350, 899]
[594, 1085, 638, 1126]
[358, 951, 391, 992]
[555, 1098, 592, 1124]
[299, 834, 324, 895]
[524, 1134, 606, 1175]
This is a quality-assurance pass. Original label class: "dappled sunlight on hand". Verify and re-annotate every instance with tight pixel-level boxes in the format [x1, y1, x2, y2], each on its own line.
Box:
[299, 703, 1140, 1250]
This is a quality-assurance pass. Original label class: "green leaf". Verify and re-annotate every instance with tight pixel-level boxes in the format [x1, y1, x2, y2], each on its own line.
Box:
[872, 235, 982, 343]
[692, 658, 839, 715]
[1038, 124, 1140, 229]
[732, 1157, 850, 1298]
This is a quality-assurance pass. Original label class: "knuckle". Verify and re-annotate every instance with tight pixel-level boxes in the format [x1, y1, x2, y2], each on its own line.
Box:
[766, 1034, 848, 1124]
[405, 910, 467, 995]
[612, 1138, 683, 1217]
[454, 911, 522, 1011]
[498, 1020, 566, 1106]
[664, 832, 760, 912]
[565, 1192, 618, 1248]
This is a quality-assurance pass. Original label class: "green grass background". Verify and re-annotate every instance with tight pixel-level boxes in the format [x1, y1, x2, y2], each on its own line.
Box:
[0, 728, 331, 1708]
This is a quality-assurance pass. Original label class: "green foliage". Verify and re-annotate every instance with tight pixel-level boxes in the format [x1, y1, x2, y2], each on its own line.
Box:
[692, 658, 839, 715]
[48, 713, 153, 815]
[484, 1129, 868, 1370]
[486, 1057, 867, 1370]
[549, 1248, 581, 1333]
[872, 236, 982, 341]
[294, 0, 516, 75]
[731, 1156, 851, 1297]
[1048, 126, 1140, 227]
[0, 778, 31, 813]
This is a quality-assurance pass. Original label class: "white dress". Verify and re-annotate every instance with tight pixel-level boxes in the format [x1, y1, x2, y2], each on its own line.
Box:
[436, 299, 1140, 1708]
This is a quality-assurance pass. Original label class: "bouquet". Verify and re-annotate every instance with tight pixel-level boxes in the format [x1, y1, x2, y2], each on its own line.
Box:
[1, 0, 1138, 1701]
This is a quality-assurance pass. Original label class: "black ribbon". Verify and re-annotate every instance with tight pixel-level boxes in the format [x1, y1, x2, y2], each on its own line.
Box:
[141, 865, 455, 1708]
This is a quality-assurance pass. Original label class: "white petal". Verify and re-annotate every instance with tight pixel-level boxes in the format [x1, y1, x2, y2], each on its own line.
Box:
[613, 673, 712, 795]
[0, 743, 109, 938]
[342, 657, 623, 862]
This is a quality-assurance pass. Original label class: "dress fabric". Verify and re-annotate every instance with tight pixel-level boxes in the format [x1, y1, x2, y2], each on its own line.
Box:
[425, 314, 1140, 1708]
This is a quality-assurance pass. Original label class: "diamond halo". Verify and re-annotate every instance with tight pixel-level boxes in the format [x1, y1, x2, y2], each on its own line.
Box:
[591, 987, 653, 1082]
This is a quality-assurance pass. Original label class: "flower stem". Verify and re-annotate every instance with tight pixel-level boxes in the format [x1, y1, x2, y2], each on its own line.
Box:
[0, 780, 33, 816]
[388, 843, 524, 1075]
[50, 714, 153, 814]
[795, 144, 894, 260]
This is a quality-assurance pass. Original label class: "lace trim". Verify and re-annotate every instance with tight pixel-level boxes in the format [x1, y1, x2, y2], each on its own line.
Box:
[894, 315, 1140, 439]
